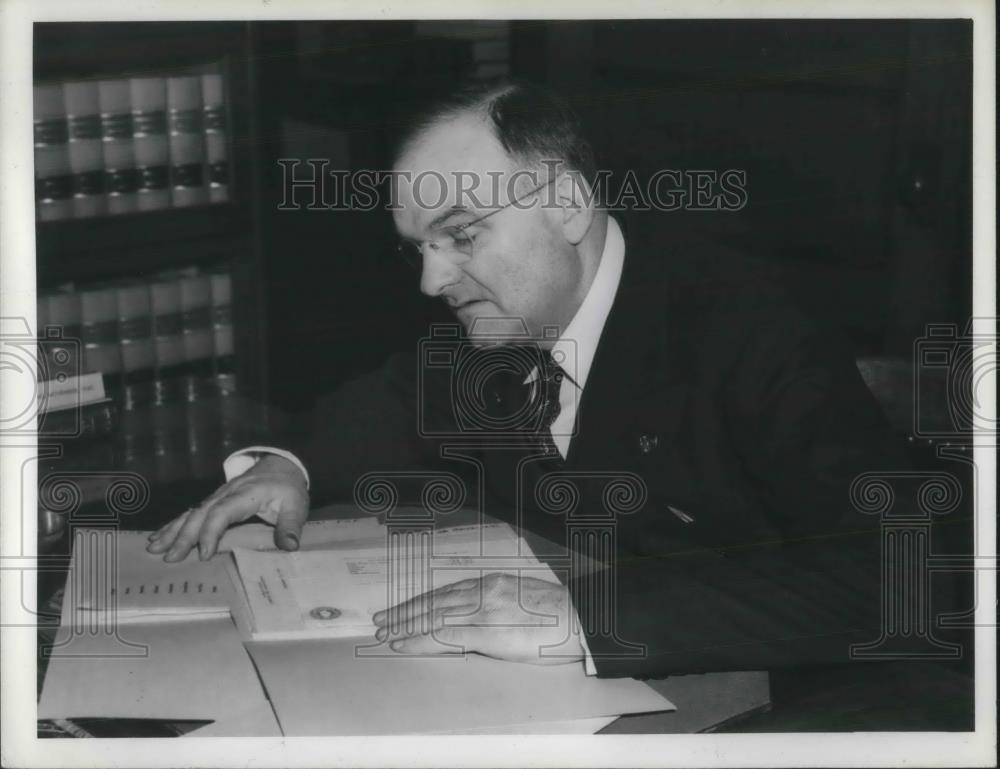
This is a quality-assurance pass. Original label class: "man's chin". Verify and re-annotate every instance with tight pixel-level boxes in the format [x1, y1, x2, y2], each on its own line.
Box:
[462, 313, 533, 345]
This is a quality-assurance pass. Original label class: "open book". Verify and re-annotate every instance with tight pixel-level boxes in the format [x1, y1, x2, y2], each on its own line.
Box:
[225, 521, 560, 641]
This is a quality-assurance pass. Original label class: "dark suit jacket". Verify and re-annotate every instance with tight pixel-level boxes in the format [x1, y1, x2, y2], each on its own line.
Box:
[285, 231, 910, 678]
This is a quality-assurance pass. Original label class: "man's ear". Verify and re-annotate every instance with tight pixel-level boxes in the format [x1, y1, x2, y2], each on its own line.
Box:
[551, 171, 596, 246]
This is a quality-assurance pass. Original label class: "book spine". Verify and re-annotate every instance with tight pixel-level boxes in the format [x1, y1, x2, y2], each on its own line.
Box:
[97, 79, 139, 215]
[217, 375, 246, 455]
[116, 281, 156, 377]
[201, 72, 230, 204]
[45, 290, 84, 375]
[129, 77, 170, 212]
[79, 285, 123, 380]
[166, 76, 207, 207]
[209, 269, 235, 375]
[33, 84, 73, 221]
[178, 272, 215, 375]
[63, 81, 107, 219]
[150, 275, 186, 376]
[119, 381, 156, 480]
[149, 383, 187, 484]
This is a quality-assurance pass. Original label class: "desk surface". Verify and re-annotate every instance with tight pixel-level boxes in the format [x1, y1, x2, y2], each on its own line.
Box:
[37, 502, 973, 734]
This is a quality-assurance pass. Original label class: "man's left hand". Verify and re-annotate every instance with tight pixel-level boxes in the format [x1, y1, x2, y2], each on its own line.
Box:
[372, 573, 584, 665]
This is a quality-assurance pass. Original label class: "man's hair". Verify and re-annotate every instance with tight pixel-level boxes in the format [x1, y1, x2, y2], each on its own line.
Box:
[393, 81, 598, 188]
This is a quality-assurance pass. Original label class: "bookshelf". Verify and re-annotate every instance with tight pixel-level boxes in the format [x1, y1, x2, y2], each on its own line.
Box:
[34, 21, 266, 399]
[34, 22, 270, 525]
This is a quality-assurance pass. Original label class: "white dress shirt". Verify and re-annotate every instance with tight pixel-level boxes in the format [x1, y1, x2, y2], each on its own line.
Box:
[524, 216, 626, 458]
[222, 217, 627, 675]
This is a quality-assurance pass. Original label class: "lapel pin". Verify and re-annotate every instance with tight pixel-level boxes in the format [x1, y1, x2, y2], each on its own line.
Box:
[638, 434, 659, 454]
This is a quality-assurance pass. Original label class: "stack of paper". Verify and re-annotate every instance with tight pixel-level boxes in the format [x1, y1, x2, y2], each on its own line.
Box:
[59, 528, 232, 626]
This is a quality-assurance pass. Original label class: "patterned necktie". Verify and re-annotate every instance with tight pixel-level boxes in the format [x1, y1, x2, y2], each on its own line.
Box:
[534, 348, 564, 458]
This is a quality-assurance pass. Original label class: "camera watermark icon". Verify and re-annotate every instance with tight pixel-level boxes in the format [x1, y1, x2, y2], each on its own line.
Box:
[1, 316, 82, 435]
[914, 319, 998, 440]
[849, 470, 966, 660]
[417, 319, 578, 443]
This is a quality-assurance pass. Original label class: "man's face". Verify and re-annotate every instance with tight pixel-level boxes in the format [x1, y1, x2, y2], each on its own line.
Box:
[392, 114, 584, 343]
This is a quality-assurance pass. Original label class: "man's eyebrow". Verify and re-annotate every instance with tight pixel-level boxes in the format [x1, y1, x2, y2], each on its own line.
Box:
[426, 206, 474, 230]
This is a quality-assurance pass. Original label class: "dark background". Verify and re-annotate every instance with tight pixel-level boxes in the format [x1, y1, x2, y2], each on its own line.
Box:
[36, 19, 973, 412]
[256, 19, 972, 410]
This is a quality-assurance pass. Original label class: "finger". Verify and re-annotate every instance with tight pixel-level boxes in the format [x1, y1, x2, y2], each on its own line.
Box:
[389, 625, 475, 656]
[372, 580, 479, 628]
[197, 487, 268, 560]
[161, 503, 214, 562]
[148, 476, 235, 543]
[146, 509, 192, 552]
[375, 603, 478, 641]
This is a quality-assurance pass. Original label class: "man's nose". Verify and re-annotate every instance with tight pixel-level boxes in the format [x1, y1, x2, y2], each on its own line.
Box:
[419, 246, 460, 298]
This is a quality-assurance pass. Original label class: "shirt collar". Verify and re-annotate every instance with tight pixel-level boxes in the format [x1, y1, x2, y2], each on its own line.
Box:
[527, 216, 626, 390]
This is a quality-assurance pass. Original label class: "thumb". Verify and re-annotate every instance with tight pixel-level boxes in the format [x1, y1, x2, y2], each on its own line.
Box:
[271, 502, 307, 551]
[274, 518, 302, 551]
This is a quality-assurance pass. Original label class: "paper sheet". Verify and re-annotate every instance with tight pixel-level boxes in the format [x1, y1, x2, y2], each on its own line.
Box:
[38, 616, 277, 728]
[247, 636, 674, 736]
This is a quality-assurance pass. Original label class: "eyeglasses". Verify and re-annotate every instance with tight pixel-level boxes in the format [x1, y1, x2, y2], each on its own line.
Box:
[396, 178, 555, 270]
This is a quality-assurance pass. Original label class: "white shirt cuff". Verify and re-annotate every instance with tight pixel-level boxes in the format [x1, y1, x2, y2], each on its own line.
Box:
[574, 611, 598, 676]
[223, 447, 310, 524]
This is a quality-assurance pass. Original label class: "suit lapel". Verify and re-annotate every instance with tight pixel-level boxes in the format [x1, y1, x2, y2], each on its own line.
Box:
[567, 245, 690, 469]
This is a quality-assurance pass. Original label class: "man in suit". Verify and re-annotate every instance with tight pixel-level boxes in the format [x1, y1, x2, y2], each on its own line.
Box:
[148, 82, 907, 679]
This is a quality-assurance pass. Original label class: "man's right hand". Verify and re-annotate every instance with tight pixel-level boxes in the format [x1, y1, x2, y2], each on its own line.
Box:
[146, 454, 310, 562]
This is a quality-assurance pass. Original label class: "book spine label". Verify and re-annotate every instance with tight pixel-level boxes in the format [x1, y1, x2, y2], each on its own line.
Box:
[37, 372, 107, 414]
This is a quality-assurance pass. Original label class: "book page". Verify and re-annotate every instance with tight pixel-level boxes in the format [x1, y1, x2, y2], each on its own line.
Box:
[64, 528, 233, 625]
[229, 522, 560, 641]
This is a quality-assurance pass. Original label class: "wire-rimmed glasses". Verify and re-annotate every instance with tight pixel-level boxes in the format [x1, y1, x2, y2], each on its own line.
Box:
[396, 178, 554, 271]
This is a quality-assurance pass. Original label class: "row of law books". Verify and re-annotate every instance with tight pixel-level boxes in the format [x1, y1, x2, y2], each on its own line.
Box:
[38, 373, 269, 509]
[34, 64, 230, 221]
[37, 265, 235, 393]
